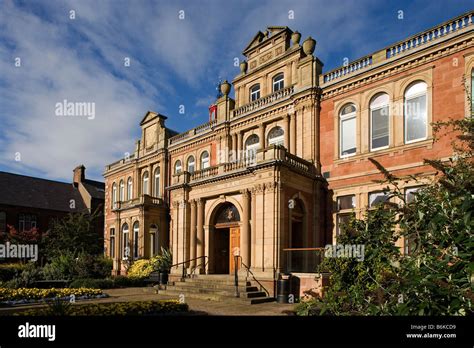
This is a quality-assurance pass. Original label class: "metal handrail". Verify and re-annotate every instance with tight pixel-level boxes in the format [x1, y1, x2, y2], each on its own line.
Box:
[170, 255, 208, 280]
[233, 255, 270, 298]
[190, 256, 209, 277]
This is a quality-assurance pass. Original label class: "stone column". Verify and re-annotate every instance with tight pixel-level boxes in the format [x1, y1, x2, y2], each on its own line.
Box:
[241, 189, 251, 266]
[148, 164, 152, 196]
[189, 199, 197, 268]
[283, 114, 290, 150]
[196, 198, 205, 273]
[258, 124, 265, 149]
[250, 187, 257, 268]
[237, 131, 243, 161]
[290, 112, 296, 154]
[233, 133, 238, 162]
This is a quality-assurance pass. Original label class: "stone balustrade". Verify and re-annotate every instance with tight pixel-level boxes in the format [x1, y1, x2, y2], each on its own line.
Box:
[169, 119, 217, 145]
[112, 194, 163, 211]
[106, 154, 136, 170]
[323, 56, 372, 83]
[386, 12, 472, 59]
[233, 85, 295, 117]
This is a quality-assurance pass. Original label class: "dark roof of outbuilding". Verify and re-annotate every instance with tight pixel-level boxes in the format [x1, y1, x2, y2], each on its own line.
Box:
[82, 179, 105, 199]
[0, 171, 88, 212]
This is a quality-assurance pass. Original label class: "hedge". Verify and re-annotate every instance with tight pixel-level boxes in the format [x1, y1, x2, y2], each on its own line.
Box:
[69, 276, 147, 289]
[0, 264, 27, 282]
[16, 300, 189, 316]
[0, 288, 103, 302]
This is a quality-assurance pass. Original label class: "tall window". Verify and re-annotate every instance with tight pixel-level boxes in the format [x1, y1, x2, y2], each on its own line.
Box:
[112, 183, 117, 208]
[267, 126, 284, 146]
[250, 84, 260, 102]
[0, 212, 6, 233]
[133, 222, 139, 259]
[127, 177, 133, 200]
[370, 93, 390, 151]
[200, 151, 210, 169]
[405, 81, 427, 143]
[110, 228, 115, 258]
[122, 224, 130, 260]
[187, 156, 195, 173]
[175, 160, 182, 174]
[339, 104, 357, 157]
[150, 224, 158, 256]
[142, 172, 149, 195]
[336, 195, 356, 236]
[471, 69, 474, 116]
[272, 73, 284, 92]
[154, 168, 160, 197]
[18, 214, 36, 232]
[245, 134, 260, 164]
[119, 180, 124, 202]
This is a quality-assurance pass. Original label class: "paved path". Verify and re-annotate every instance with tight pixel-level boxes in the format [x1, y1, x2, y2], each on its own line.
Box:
[0, 287, 296, 316]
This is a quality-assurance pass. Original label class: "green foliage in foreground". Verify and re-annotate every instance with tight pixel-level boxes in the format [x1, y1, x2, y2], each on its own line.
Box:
[16, 300, 189, 316]
[300, 118, 473, 316]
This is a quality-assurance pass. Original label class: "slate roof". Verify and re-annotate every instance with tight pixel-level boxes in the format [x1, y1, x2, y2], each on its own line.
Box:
[0, 171, 89, 212]
[82, 179, 105, 199]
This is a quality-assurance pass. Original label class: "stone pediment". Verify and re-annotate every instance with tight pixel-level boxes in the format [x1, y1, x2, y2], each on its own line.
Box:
[140, 111, 167, 126]
[242, 26, 292, 57]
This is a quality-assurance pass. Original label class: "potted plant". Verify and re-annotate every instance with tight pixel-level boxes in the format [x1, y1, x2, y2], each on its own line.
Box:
[156, 247, 172, 285]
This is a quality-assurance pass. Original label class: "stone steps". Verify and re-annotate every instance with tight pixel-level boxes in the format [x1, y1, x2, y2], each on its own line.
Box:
[160, 275, 275, 305]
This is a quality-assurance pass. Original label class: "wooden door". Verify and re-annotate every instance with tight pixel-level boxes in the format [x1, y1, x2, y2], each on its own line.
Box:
[229, 227, 240, 273]
[214, 228, 229, 274]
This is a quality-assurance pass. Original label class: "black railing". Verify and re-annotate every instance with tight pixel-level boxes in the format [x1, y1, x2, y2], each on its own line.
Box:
[170, 255, 208, 280]
[233, 255, 270, 298]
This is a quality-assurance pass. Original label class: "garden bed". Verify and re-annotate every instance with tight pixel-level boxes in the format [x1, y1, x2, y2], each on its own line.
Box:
[0, 288, 106, 306]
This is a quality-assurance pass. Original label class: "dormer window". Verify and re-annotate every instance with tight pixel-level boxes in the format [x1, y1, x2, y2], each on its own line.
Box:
[272, 73, 284, 92]
[250, 84, 260, 102]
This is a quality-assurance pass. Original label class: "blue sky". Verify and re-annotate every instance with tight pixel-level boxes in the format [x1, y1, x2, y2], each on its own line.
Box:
[0, 0, 472, 182]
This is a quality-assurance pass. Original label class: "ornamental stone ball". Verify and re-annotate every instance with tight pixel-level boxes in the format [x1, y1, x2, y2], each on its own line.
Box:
[220, 80, 231, 96]
[303, 36, 316, 55]
[240, 60, 248, 74]
[291, 31, 301, 46]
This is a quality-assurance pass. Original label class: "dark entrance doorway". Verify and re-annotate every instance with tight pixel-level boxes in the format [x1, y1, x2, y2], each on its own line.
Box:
[213, 228, 229, 274]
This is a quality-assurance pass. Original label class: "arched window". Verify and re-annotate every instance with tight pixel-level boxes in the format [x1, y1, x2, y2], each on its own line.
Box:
[404, 81, 427, 143]
[245, 134, 260, 164]
[150, 224, 158, 256]
[112, 183, 117, 209]
[119, 180, 124, 202]
[109, 228, 115, 258]
[200, 151, 210, 169]
[175, 160, 182, 174]
[250, 84, 260, 102]
[122, 223, 130, 260]
[370, 93, 390, 151]
[339, 103, 357, 157]
[187, 156, 195, 173]
[267, 126, 284, 146]
[142, 171, 149, 195]
[272, 73, 284, 92]
[0, 211, 6, 233]
[154, 168, 160, 197]
[470, 69, 473, 116]
[133, 222, 139, 259]
[127, 177, 133, 200]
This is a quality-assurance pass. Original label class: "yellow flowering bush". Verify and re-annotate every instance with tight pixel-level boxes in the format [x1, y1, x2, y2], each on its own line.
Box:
[16, 300, 189, 316]
[0, 287, 103, 302]
[126, 259, 155, 278]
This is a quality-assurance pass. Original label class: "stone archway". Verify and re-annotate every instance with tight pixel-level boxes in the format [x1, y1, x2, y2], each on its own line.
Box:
[208, 202, 241, 274]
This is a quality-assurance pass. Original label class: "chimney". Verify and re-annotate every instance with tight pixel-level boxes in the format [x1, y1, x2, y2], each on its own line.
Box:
[73, 165, 86, 187]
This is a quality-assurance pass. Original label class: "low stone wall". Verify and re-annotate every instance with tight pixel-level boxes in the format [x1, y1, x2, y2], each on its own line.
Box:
[289, 273, 330, 299]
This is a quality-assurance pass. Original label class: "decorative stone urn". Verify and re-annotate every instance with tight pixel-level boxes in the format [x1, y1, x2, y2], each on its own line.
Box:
[291, 31, 301, 46]
[240, 60, 248, 74]
[220, 80, 231, 96]
[302, 36, 316, 55]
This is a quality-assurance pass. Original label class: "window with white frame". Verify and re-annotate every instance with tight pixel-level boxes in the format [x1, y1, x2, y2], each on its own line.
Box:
[122, 224, 130, 260]
[142, 172, 149, 195]
[369, 191, 390, 207]
[337, 195, 356, 211]
[110, 228, 115, 258]
[119, 180, 124, 202]
[405, 81, 427, 143]
[175, 160, 182, 174]
[339, 104, 357, 157]
[0, 211, 6, 233]
[405, 186, 425, 204]
[200, 151, 209, 169]
[150, 224, 158, 256]
[112, 183, 117, 208]
[250, 84, 260, 102]
[336, 194, 356, 236]
[370, 93, 390, 151]
[187, 156, 195, 173]
[133, 222, 139, 259]
[18, 214, 36, 232]
[336, 213, 354, 236]
[245, 134, 260, 164]
[154, 168, 160, 197]
[272, 73, 284, 92]
[267, 126, 284, 146]
[127, 177, 133, 200]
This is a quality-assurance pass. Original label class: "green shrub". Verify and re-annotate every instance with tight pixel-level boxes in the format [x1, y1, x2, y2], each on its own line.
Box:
[69, 278, 115, 289]
[16, 300, 188, 316]
[127, 259, 155, 278]
[41, 253, 76, 280]
[0, 263, 27, 281]
[112, 275, 147, 288]
[42, 253, 113, 281]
